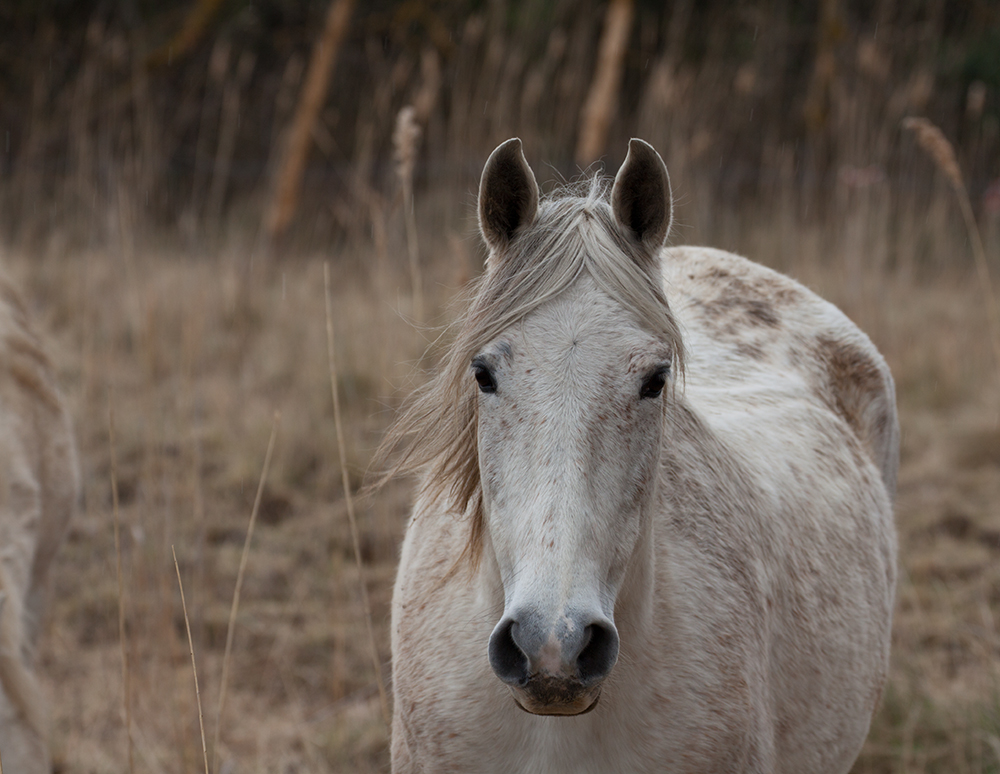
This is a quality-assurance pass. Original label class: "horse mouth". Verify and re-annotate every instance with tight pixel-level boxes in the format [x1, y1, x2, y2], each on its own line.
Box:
[508, 678, 602, 716]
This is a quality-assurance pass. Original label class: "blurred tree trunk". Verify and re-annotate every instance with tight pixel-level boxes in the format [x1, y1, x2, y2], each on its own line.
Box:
[266, 0, 355, 242]
[145, 0, 227, 69]
[576, 0, 634, 167]
[803, 0, 842, 136]
[802, 0, 843, 213]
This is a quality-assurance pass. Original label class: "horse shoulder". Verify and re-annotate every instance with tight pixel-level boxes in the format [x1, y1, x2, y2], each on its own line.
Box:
[392, 496, 511, 765]
[810, 328, 899, 499]
[662, 245, 898, 496]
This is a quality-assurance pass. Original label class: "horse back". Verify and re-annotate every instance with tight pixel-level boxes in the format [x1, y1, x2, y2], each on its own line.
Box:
[663, 246, 898, 497]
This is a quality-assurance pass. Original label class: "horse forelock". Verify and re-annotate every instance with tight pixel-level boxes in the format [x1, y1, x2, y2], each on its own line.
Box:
[378, 182, 685, 568]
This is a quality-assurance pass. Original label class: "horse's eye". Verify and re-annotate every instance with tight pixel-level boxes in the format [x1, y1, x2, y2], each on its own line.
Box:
[473, 364, 496, 394]
[640, 369, 668, 399]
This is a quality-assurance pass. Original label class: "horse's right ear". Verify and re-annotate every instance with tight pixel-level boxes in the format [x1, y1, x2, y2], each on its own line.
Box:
[478, 138, 539, 253]
[611, 138, 672, 251]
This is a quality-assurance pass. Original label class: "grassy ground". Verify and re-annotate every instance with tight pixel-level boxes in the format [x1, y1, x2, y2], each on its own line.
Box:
[9, 187, 1000, 772]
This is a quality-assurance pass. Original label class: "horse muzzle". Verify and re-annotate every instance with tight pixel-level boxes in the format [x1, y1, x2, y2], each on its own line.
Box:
[488, 610, 619, 716]
[508, 676, 603, 715]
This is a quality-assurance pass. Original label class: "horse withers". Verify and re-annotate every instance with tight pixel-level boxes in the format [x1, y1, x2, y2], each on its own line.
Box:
[384, 138, 897, 773]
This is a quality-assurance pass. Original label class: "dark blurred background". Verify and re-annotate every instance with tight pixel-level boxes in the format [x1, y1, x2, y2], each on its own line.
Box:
[1, 0, 998, 258]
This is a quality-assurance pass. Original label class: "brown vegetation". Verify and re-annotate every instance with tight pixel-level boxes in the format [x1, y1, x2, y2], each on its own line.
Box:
[0, 1, 997, 771]
[13, 188, 998, 773]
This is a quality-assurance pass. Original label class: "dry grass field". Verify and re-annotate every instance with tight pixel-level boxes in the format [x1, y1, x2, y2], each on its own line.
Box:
[2, 176, 995, 773]
[1, 2, 999, 772]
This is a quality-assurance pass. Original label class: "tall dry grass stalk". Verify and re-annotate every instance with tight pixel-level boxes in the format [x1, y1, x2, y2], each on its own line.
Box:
[324, 262, 391, 727]
[394, 105, 425, 324]
[172, 545, 209, 774]
[266, 0, 355, 241]
[413, 47, 442, 126]
[207, 50, 257, 229]
[212, 412, 281, 773]
[803, 0, 841, 134]
[186, 39, 231, 236]
[576, 0, 634, 166]
[903, 117, 1000, 397]
[108, 396, 134, 774]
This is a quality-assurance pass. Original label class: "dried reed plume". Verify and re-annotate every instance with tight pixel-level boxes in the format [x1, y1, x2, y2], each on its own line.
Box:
[902, 117, 963, 190]
[394, 106, 425, 324]
[108, 396, 134, 774]
[172, 545, 209, 774]
[903, 117, 1000, 392]
[212, 412, 281, 772]
[324, 262, 391, 727]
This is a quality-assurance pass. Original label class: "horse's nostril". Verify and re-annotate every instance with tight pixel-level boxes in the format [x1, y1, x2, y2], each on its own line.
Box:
[576, 622, 619, 686]
[490, 614, 619, 689]
[489, 619, 530, 686]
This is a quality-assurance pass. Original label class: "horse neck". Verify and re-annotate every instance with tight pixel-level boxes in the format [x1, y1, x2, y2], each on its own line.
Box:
[611, 483, 659, 656]
[611, 399, 701, 665]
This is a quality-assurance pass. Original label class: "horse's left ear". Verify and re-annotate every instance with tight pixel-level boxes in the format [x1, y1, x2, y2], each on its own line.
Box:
[479, 138, 540, 253]
[611, 139, 672, 251]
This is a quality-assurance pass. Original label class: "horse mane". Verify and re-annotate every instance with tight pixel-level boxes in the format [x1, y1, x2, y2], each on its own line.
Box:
[374, 176, 685, 568]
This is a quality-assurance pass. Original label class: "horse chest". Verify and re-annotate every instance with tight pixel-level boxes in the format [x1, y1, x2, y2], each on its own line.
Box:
[394, 568, 769, 774]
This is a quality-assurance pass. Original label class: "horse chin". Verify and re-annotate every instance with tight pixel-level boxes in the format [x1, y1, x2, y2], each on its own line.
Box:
[509, 682, 602, 716]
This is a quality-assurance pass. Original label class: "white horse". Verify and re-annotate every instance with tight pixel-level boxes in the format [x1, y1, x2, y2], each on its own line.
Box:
[384, 138, 897, 773]
[0, 276, 78, 773]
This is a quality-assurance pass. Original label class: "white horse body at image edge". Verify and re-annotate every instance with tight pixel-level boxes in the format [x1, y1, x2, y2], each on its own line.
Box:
[0, 275, 77, 774]
[384, 138, 897, 773]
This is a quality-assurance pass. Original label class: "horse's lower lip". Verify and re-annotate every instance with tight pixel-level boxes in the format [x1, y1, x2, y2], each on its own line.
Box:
[509, 685, 601, 716]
